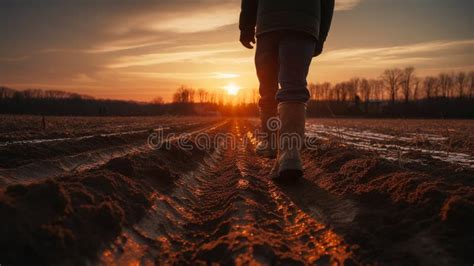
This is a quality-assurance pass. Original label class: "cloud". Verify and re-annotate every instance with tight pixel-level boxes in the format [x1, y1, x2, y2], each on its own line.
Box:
[110, 0, 356, 35]
[336, 0, 364, 11]
[127, 72, 240, 80]
[86, 37, 171, 53]
[147, 7, 240, 33]
[319, 39, 474, 67]
[107, 49, 239, 68]
[109, 1, 238, 34]
[2, 0, 472, 102]
[71, 73, 96, 83]
[214, 72, 240, 79]
[0, 55, 30, 62]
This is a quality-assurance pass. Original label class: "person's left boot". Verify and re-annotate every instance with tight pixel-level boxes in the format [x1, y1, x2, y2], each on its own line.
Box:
[270, 102, 306, 182]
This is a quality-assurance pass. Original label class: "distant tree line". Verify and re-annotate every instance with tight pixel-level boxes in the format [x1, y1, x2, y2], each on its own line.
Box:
[0, 86, 257, 117]
[168, 68, 474, 106]
[168, 68, 474, 118]
[0, 87, 164, 116]
[306, 68, 474, 117]
[1, 67, 473, 118]
[171, 85, 258, 106]
[309, 68, 474, 103]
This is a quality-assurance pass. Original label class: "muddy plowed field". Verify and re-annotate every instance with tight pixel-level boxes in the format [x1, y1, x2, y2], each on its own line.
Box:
[0, 116, 472, 265]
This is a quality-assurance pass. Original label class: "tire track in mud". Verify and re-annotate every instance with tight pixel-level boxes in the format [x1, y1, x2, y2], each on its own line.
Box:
[102, 119, 356, 265]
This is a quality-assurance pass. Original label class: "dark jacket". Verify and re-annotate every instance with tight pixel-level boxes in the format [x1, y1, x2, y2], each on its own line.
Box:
[239, 0, 335, 42]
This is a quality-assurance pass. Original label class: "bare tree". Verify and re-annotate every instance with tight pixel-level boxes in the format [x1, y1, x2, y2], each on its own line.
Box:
[412, 77, 420, 101]
[449, 73, 456, 98]
[455, 72, 466, 98]
[401, 66, 415, 103]
[151, 96, 164, 104]
[197, 88, 208, 103]
[209, 92, 217, 104]
[189, 88, 196, 103]
[0, 87, 16, 99]
[360, 79, 370, 101]
[23, 89, 44, 99]
[320, 82, 331, 101]
[309, 83, 317, 100]
[349, 78, 360, 102]
[382, 68, 403, 104]
[423, 77, 437, 99]
[438, 73, 452, 98]
[309, 82, 332, 101]
[469, 71, 474, 99]
[333, 83, 343, 101]
[339, 82, 348, 102]
[432, 77, 440, 97]
[360, 78, 371, 112]
[173, 85, 193, 103]
[369, 79, 384, 100]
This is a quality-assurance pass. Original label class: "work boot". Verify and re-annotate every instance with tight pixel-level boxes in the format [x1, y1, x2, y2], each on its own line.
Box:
[270, 102, 306, 182]
[255, 112, 277, 158]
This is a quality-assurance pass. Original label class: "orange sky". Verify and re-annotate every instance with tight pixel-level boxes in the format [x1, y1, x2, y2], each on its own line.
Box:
[1, 0, 473, 102]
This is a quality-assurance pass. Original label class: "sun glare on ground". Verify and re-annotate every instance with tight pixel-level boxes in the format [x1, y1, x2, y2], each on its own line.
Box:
[224, 83, 241, 96]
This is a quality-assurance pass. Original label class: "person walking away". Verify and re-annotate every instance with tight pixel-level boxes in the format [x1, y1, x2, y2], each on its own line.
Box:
[239, 0, 335, 181]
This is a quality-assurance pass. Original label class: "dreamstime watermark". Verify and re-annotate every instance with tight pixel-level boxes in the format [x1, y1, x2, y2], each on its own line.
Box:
[147, 117, 325, 152]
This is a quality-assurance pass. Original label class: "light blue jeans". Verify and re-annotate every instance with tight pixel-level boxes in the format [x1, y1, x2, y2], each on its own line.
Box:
[255, 30, 316, 115]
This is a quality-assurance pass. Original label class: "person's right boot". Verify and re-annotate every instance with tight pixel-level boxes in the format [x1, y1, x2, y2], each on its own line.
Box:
[270, 102, 306, 182]
[255, 112, 277, 158]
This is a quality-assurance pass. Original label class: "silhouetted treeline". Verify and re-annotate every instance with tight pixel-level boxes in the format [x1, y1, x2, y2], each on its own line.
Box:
[169, 68, 474, 118]
[0, 87, 258, 117]
[309, 68, 474, 103]
[0, 87, 161, 116]
[305, 67, 474, 118]
[1, 67, 473, 118]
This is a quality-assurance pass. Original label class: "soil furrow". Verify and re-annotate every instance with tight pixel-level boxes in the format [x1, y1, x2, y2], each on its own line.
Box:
[0, 120, 227, 185]
[101, 119, 355, 265]
[2, 117, 471, 265]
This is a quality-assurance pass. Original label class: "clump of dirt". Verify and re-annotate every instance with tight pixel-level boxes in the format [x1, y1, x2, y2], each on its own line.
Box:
[302, 140, 474, 264]
[105, 157, 135, 176]
[440, 193, 474, 225]
[0, 131, 217, 265]
[0, 170, 150, 265]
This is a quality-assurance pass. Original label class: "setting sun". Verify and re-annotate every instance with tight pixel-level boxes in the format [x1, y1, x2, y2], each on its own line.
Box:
[224, 83, 240, 96]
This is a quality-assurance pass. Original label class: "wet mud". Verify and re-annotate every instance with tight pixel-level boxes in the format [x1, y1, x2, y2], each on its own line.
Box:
[0, 117, 472, 265]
